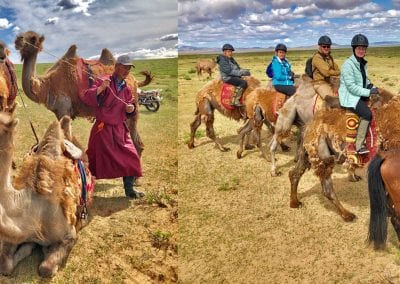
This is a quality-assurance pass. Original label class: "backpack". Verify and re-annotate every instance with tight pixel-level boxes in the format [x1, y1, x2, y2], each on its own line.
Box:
[305, 57, 314, 79]
[266, 62, 273, 78]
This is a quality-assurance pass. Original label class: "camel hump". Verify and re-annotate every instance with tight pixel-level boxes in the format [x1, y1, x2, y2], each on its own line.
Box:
[62, 45, 77, 59]
[59, 115, 72, 141]
[35, 120, 64, 158]
[99, 48, 115, 65]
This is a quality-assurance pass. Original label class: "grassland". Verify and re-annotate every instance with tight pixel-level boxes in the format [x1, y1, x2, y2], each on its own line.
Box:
[1, 57, 178, 282]
[179, 46, 400, 283]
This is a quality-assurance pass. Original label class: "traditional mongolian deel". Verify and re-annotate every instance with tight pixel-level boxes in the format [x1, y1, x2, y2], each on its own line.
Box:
[345, 109, 378, 166]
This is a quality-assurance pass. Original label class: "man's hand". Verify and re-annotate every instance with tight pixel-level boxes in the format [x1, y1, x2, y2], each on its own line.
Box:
[97, 79, 111, 95]
[126, 104, 135, 113]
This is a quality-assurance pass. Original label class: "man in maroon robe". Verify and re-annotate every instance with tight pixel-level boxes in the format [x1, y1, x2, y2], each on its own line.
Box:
[82, 55, 144, 199]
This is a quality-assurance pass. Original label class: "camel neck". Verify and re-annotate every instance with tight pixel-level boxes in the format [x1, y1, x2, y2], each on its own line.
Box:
[0, 146, 13, 192]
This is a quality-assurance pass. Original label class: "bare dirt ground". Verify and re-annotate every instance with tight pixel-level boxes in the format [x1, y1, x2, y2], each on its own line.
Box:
[179, 49, 400, 283]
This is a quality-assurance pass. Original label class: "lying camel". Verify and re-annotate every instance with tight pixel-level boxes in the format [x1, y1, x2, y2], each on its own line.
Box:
[0, 109, 92, 278]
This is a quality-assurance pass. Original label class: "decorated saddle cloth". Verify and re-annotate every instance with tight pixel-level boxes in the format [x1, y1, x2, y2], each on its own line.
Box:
[76, 58, 111, 100]
[220, 83, 244, 110]
[345, 109, 378, 167]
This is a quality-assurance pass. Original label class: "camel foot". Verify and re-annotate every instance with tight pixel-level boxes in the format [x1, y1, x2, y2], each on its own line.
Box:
[280, 144, 290, 152]
[270, 170, 282, 177]
[187, 142, 195, 149]
[348, 174, 361, 182]
[237, 151, 242, 159]
[290, 200, 302, 208]
[38, 262, 58, 278]
[244, 144, 255, 150]
[219, 146, 230, 152]
[341, 211, 356, 222]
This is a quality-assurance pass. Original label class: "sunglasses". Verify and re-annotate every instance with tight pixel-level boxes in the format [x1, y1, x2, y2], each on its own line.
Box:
[321, 45, 331, 49]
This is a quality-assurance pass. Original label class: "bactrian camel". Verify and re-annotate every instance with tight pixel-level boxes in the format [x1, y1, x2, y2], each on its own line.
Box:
[0, 109, 91, 277]
[15, 30, 152, 156]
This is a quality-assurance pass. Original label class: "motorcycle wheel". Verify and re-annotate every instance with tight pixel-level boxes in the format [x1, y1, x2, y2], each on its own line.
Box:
[145, 101, 160, 112]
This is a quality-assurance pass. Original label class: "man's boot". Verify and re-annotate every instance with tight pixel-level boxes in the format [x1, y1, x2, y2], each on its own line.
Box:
[230, 87, 244, 107]
[123, 176, 145, 199]
[355, 118, 370, 155]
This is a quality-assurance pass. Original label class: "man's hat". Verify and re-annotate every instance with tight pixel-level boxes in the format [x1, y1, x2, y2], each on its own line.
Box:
[116, 55, 135, 67]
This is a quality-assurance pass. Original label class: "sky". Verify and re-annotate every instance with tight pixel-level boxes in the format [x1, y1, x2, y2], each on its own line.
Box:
[178, 0, 400, 50]
[0, 0, 177, 63]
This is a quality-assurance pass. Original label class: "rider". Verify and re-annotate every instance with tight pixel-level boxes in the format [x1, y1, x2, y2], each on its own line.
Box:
[270, 43, 296, 96]
[339, 34, 379, 155]
[216, 43, 251, 107]
[311, 36, 340, 100]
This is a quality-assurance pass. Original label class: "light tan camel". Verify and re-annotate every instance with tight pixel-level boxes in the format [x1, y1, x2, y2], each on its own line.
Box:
[195, 58, 217, 78]
[14, 30, 152, 156]
[0, 110, 91, 278]
[288, 91, 395, 222]
[0, 41, 17, 111]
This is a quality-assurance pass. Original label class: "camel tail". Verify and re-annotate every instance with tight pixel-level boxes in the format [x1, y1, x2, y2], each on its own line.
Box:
[367, 153, 388, 249]
[137, 71, 153, 87]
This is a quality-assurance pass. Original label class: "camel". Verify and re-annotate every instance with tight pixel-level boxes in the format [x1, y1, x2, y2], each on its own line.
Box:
[288, 91, 396, 222]
[187, 76, 290, 152]
[14, 30, 152, 156]
[195, 58, 217, 78]
[0, 109, 92, 278]
[0, 41, 18, 111]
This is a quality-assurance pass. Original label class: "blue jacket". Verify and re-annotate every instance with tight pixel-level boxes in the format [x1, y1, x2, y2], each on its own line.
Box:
[271, 55, 293, 86]
[339, 54, 371, 108]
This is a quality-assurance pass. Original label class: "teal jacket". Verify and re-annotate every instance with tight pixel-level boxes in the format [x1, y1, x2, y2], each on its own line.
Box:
[339, 54, 371, 109]
[271, 55, 293, 86]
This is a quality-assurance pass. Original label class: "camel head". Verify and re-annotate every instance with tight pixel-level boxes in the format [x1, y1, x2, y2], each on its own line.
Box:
[14, 31, 44, 61]
[0, 112, 18, 151]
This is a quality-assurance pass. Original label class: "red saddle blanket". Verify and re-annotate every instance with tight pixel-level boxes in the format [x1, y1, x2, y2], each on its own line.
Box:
[345, 109, 378, 166]
[220, 83, 244, 110]
[76, 58, 111, 100]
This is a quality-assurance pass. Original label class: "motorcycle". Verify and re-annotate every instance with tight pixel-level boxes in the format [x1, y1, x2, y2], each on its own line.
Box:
[138, 89, 162, 112]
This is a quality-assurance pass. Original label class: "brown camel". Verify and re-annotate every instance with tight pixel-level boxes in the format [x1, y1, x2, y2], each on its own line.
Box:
[288, 91, 396, 222]
[0, 109, 92, 277]
[196, 58, 217, 78]
[0, 41, 18, 111]
[14, 30, 152, 156]
[187, 76, 285, 151]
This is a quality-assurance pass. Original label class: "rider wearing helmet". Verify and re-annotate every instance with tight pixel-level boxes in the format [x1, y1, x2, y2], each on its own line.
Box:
[269, 43, 295, 96]
[339, 34, 378, 155]
[311, 35, 340, 101]
[216, 43, 251, 107]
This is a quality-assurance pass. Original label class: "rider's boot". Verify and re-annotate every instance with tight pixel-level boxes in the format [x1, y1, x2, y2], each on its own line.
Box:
[230, 87, 244, 107]
[355, 118, 370, 155]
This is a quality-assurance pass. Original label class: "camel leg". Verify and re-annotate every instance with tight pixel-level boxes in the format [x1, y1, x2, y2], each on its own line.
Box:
[288, 146, 310, 207]
[126, 116, 144, 157]
[39, 237, 75, 278]
[0, 242, 35, 275]
[317, 138, 356, 222]
[188, 113, 202, 149]
[320, 176, 356, 222]
[237, 119, 254, 159]
[347, 167, 362, 182]
[270, 135, 281, 176]
[205, 111, 229, 151]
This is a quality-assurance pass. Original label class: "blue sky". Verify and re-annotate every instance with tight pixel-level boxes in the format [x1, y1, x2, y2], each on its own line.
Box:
[0, 0, 178, 63]
[178, 0, 400, 50]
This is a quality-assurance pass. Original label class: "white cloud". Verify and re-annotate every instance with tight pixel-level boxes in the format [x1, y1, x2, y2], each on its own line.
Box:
[45, 17, 59, 25]
[0, 18, 12, 29]
[57, 0, 96, 16]
[309, 19, 330, 26]
[160, 34, 178, 41]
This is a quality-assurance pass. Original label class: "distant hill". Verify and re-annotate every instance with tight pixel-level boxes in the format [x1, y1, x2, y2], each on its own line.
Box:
[179, 41, 400, 54]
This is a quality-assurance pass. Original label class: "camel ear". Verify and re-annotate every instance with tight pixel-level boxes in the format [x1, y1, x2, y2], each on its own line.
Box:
[5, 48, 10, 56]
[39, 35, 45, 43]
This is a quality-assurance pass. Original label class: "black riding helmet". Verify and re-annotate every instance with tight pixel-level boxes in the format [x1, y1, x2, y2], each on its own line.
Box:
[222, 43, 235, 51]
[351, 34, 369, 47]
[275, 43, 287, 52]
[318, 35, 332, 45]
